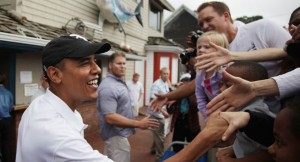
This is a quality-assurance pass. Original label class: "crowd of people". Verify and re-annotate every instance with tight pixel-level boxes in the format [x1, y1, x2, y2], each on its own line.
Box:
[1, 1, 300, 162]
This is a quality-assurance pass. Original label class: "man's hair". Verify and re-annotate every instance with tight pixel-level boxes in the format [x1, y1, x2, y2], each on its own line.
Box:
[226, 61, 268, 81]
[133, 73, 140, 77]
[0, 71, 6, 84]
[160, 67, 169, 74]
[109, 51, 126, 63]
[197, 1, 233, 23]
[289, 7, 300, 25]
[285, 94, 300, 138]
[198, 31, 229, 49]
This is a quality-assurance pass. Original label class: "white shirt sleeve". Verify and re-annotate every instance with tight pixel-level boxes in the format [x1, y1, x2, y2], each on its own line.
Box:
[272, 68, 300, 98]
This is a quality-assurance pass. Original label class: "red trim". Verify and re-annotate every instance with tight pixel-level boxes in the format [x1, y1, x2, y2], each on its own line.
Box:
[204, 78, 213, 95]
[153, 52, 178, 82]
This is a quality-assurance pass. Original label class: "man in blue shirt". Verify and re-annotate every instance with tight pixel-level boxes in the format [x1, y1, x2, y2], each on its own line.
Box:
[0, 71, 13, 162]
[97, 52, 159, 162]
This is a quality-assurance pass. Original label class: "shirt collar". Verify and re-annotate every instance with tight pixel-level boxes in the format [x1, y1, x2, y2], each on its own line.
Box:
[45, 89, 87, 132]
[107, 73, 126, 83]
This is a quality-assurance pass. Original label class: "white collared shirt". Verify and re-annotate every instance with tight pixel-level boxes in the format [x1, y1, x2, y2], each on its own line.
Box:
[16, 89, 113, 162]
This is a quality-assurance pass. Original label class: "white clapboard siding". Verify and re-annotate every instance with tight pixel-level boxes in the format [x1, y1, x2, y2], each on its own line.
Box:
[20, 0, 99, 28]
[145, 51, 154, 105]
[125, 60, 134, 81]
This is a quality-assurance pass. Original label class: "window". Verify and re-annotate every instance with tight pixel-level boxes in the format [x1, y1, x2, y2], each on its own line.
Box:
[149, 3, 162, 31]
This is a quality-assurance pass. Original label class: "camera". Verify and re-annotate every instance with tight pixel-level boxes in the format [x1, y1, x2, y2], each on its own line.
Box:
[286, 39, 300, 58]
[191, 31, 204, 44]
[180, 50, 197, 64]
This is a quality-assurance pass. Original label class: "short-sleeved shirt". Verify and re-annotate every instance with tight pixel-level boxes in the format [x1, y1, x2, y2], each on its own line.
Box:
[147, 78, 170, 118]
[126, 80, 144, 107]
[0, 86, 13, 118]
[97, 74, 135, 141]
[16, 89, 112, 162]
[230, 19, 291, 77]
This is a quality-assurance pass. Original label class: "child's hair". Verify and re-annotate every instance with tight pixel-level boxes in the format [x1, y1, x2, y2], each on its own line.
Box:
[197, 31, 229, 49]
[226, 61, 268, 81]
[285, 95, 300, 138]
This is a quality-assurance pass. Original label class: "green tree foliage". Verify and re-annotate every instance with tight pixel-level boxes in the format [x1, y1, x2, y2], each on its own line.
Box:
[236, 15, 263, 24]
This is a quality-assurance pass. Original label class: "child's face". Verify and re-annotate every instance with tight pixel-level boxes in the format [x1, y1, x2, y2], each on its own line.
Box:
[197, 38, 217, 56]
[268, 108, 300, 162]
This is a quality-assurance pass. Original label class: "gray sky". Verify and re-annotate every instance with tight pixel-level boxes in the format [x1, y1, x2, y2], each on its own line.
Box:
[164, 0, 300, 27]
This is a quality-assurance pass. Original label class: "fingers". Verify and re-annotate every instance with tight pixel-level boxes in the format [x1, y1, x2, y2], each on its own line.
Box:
[208, 41, 219, 49]
[206, 93, 226, 112]
[226, 106, 237, 112]
[206, 65, 218, 72]
[222, 70, 240, 85]
[154, 93, 162, 98]
[222, 124, 236, 141]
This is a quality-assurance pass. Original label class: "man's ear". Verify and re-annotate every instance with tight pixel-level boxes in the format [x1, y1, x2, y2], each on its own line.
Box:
[223, 12, 231, 21]
[46, 66, 62, 84]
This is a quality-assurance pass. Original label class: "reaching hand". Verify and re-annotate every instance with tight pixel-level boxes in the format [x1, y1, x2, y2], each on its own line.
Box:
[150, 94, 168, 112]
[195, 41, 232, 72]
[219, 112, 250, 141]
[206, 70, 256, 115]
[138, 116, 160, 130]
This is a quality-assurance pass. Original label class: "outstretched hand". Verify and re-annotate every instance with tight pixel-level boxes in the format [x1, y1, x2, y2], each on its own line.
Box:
[139, 116, 160, 130]
[206, 70, 256, 115]
[219, 112, 250, 141]
[195, 41, 232, 72]
[150, 93, 168, 112]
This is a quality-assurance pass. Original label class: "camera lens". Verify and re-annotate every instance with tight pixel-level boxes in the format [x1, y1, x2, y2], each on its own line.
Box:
[191, 31, 203, 44]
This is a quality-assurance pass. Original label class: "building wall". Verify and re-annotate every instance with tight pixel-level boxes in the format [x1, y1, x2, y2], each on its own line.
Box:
[134, 61, 145, 106]
[15, 53, 43, 105]
[145, 51, 154, 105]
[125, 60, 134, 81]
[19, 0, 98, 28]
[0, 0, 13, 9]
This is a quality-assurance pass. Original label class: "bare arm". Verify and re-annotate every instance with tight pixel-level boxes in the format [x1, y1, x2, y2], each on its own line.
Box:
[231, 48, 287, 62]
[164, 112, 227, 162]
[105, 113, 159, 130]
[138, 92, 143, 101]
[151, 80, 195, 111]
[195, 41, 287, 72]
[163, 80, 195, 101]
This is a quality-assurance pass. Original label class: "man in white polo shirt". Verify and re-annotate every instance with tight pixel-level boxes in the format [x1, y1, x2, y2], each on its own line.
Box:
[126, 73, 144, 118]
[16, 34, 113, 162]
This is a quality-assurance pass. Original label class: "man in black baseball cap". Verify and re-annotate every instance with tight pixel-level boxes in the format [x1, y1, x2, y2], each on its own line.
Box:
[42, 34, 111, 76]
[16, 34, 113, 162]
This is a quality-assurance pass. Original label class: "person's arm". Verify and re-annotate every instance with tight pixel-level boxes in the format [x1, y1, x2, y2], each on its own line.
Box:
[239, 111, 274, 147]
[220, 111, 274, 147]
[105, 113, 159, 130]
[138, 84, 143, 101]
[272, 68, 300, 98]
[206, 70, 279, 115]
[195, 41, 287, 72]
[164, 112, 227, 162]
[195, 74, 208, 120]
[151, 80, 195, 111]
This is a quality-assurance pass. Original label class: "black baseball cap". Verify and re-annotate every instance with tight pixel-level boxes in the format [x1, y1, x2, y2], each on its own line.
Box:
[42, 34, 111, 68]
